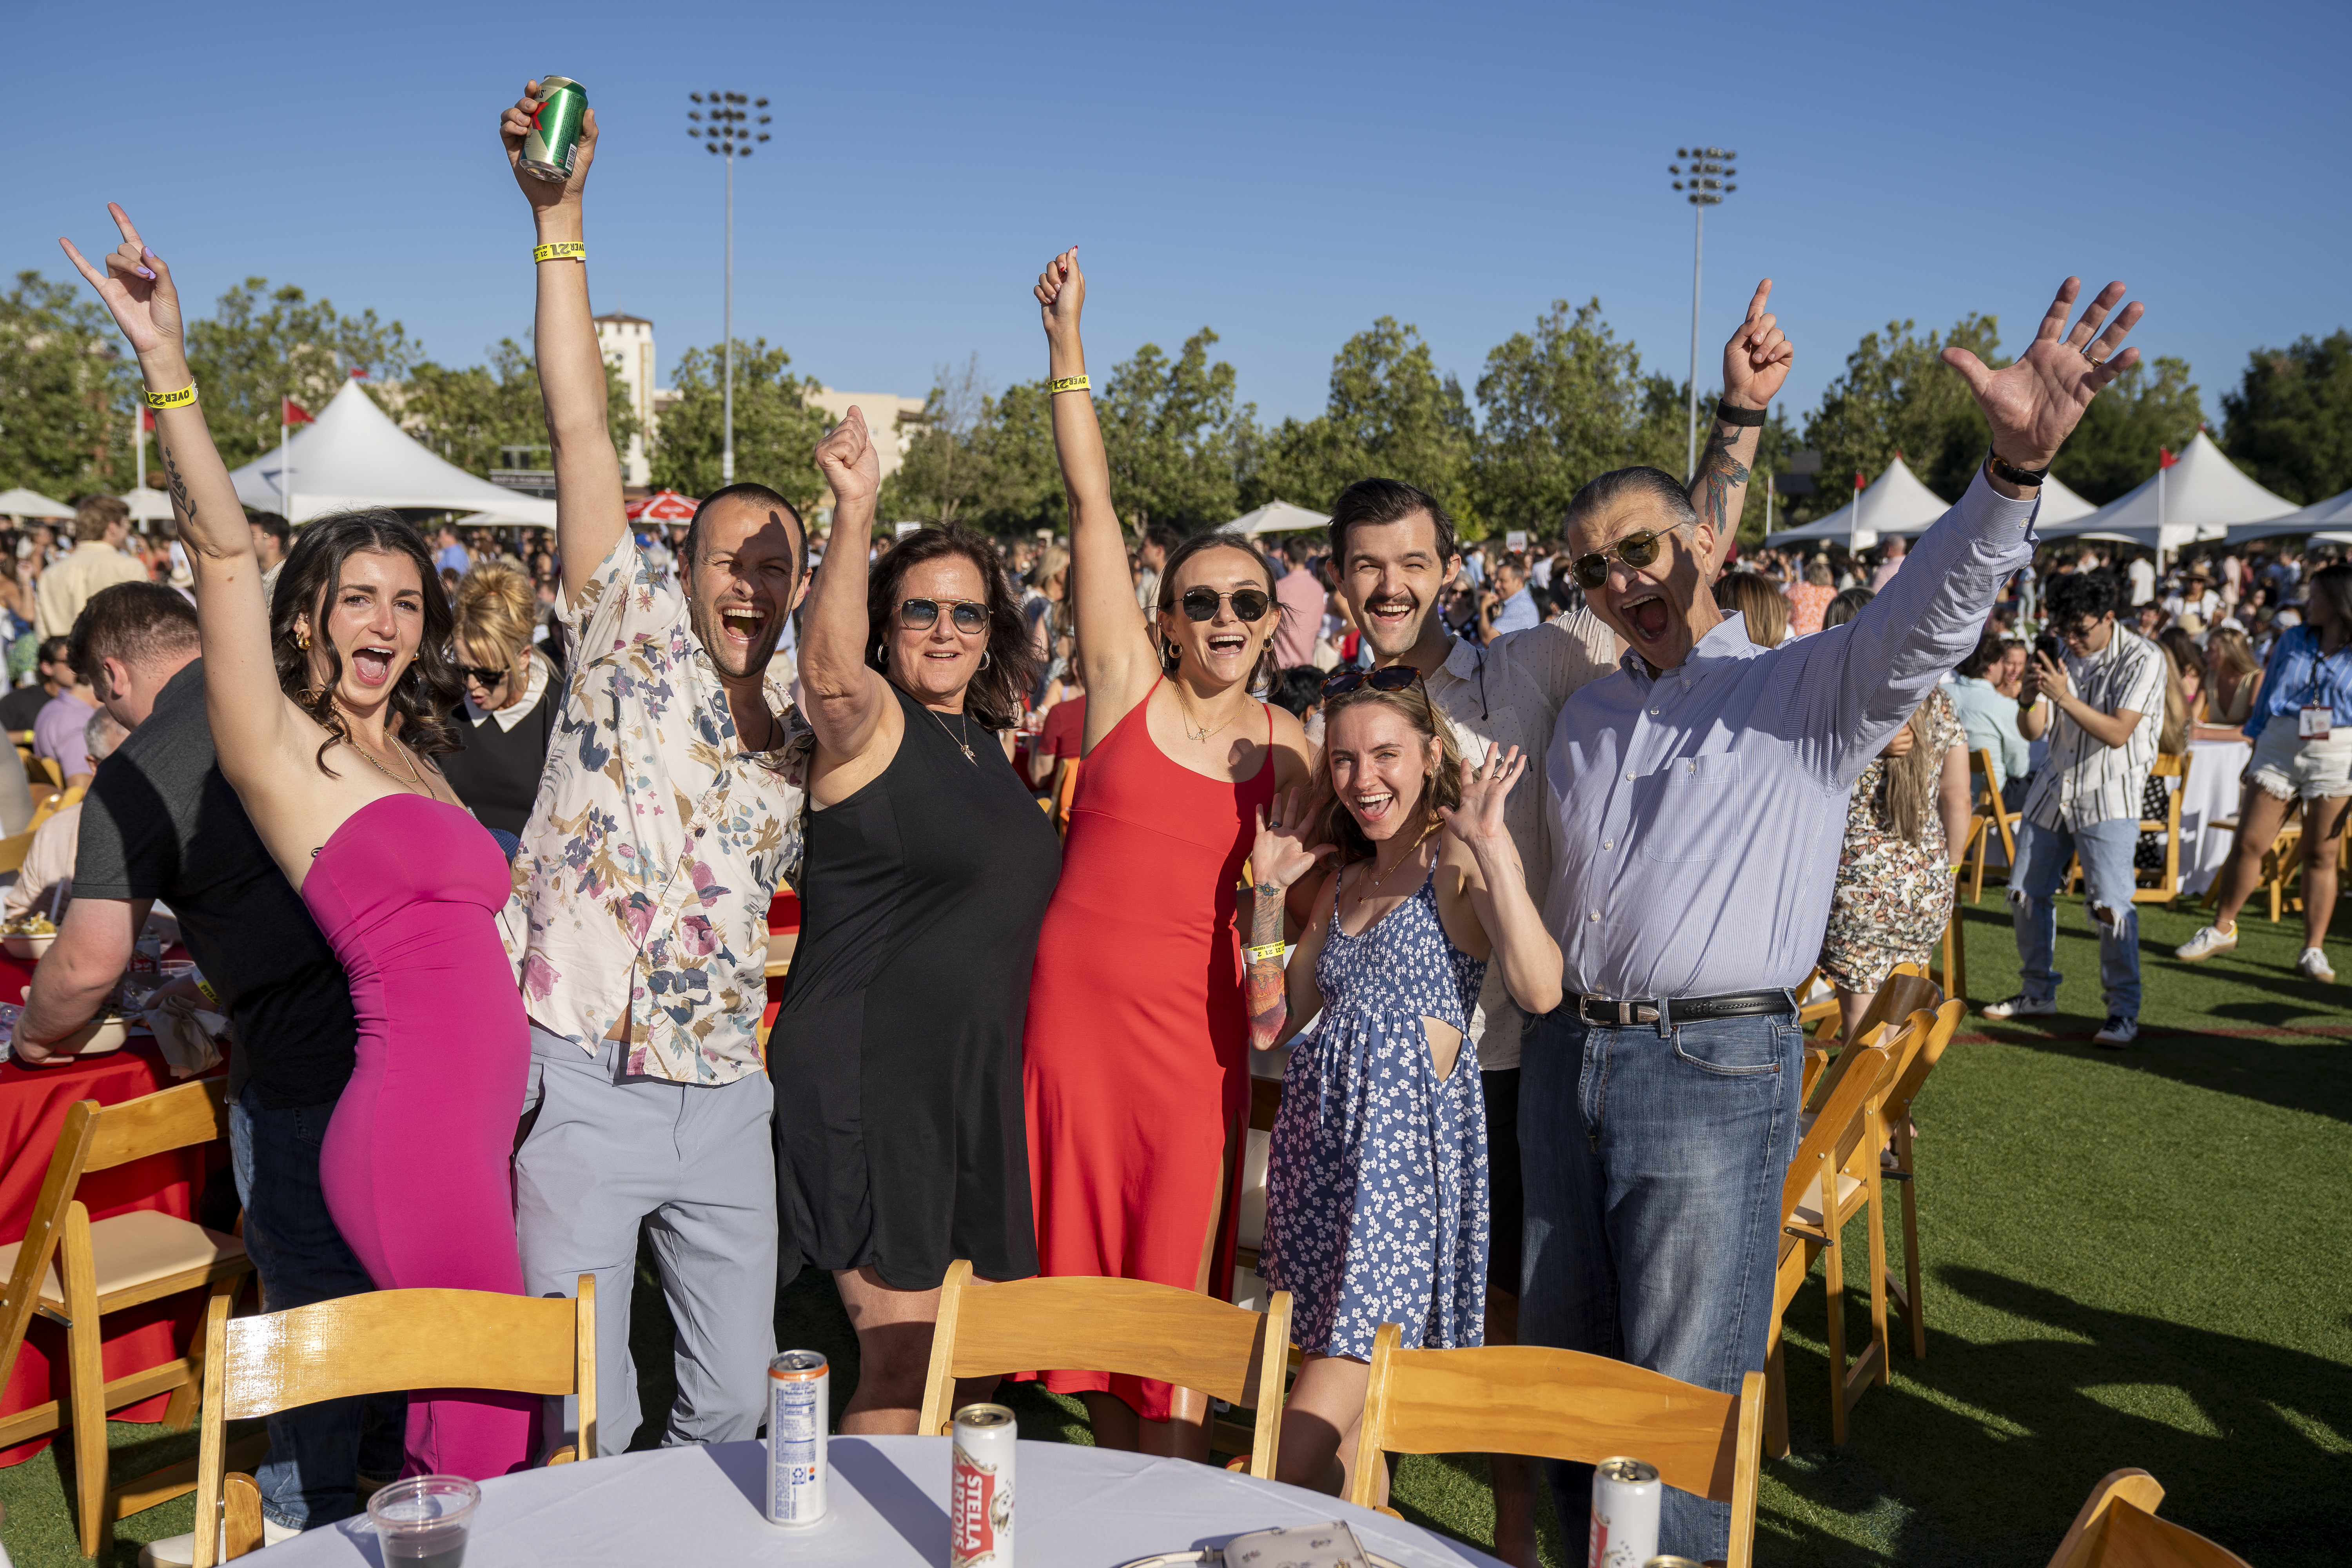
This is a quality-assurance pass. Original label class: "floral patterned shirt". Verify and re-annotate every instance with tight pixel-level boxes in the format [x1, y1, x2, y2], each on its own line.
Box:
[505, 534, 802, 1085]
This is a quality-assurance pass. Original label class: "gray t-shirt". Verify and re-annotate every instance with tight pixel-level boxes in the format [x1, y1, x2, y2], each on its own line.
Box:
[75, 659, 359, 1108]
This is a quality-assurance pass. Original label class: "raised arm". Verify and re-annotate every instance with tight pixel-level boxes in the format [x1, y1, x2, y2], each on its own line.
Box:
[1035, 249, 1159, 741]
[1244, 787, 1336, 1053]
[59, 207, 292, 798]
[1436, 748, 1563, 1018]
[1690, 279, 1794, 574]
[799, 408, 892, 764]
[502, 82, 622, 605]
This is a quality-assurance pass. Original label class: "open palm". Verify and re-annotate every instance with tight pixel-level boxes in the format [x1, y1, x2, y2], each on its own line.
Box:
[1943, 278, 2143, 469]
[58, 203, 181, 360]
[1439, 746, 1525, 849]
[1250, 787, 1334, 891]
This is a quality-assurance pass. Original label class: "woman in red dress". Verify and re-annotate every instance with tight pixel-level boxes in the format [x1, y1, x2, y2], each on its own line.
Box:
[1022, 249, 1312, 1459]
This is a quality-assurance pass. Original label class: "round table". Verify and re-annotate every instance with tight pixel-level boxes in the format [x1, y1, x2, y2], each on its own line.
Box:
[246, 1436, 1507, 1566]
[2180, 737, 2253, 897]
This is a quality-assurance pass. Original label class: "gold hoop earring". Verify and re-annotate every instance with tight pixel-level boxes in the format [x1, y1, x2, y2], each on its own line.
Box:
[979, 649, 992, 670]
[297, 630, 311, 651]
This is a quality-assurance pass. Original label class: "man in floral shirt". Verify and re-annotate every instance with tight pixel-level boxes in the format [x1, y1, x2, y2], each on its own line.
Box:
[501, 89, 805, 1456]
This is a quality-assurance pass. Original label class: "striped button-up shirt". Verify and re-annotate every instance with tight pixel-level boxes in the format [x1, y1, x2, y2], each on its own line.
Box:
[1543, 469, 2038, 1000]
[2019, 626, 2166, 833]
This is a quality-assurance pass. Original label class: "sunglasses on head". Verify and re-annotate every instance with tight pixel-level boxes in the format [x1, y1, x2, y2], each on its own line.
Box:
[897, 597, 989, 634]
[1177, 586, 1273, 623]
[1570, 528, 1680, 590]
[1321, 665, 1425, 698]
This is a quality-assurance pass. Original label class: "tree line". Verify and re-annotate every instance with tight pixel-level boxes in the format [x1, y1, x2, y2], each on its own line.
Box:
[5, 267, 2348, 544]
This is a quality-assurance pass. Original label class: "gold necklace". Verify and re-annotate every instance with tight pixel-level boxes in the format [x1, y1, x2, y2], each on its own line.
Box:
[1173, 681, 1251, 745]
[1354, 817, 1438, 913]
[928, 704, 976, 764]
[349, 737, 428, 793]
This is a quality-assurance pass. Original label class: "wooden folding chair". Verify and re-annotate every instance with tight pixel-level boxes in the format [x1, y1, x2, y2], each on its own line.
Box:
[25, 782, 82, 834]
[2135, 752, 2189, 903]
[1348, 1323, 1765, 1568]
[1804, 962, 1939, 1055]
[0, 826, 33, 875]
[2204, 802, 2305, 922]
[192, 1278, 597, 1565]
[23, 751, 60, 791]
[0, 1079, 254, 1558]
[1881, 999, 1965, 1360]
[918, 1259, 1291, 1478]
[1935, 875, 1967, 1005]
[2045, 1468, 2252, 1568]
[1964, 745, 2022, 903]
[1765, 1040, 1893, 1457]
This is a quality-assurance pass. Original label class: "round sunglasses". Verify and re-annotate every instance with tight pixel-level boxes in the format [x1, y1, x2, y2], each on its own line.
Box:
[1177, 586, 1273, 622]
[897, 597, 990, 634]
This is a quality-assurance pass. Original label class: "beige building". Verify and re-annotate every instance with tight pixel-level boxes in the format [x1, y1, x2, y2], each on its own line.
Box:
[805, 387, 928, 485]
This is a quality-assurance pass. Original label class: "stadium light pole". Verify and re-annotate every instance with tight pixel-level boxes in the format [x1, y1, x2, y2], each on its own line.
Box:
[1669, 146, 1738, 480]
[688, 91, 773, 485]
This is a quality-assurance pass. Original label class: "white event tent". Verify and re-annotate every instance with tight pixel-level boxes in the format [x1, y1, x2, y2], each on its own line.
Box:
[2036, 430, 2292, 554]
[1764, 457, 1949, 551]
[2222, 482, 2352, 547]
[115, 488, 177, 524]
[225, 381, 557, 526]
[1227, 500, 1329, 536]
[0, 488, 74, 520]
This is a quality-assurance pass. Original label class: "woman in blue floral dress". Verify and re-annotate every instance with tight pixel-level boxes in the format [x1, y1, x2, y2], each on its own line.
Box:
[1240, 673, 1564, 1500]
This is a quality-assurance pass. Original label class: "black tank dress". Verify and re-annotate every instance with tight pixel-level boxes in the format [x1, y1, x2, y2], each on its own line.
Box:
[773, 683, 1062, 1289]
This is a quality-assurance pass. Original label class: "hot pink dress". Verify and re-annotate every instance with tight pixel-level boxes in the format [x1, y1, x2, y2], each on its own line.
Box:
[306, 793, 533, 1479]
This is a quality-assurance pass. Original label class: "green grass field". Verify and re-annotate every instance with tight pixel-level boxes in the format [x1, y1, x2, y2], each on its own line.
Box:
[5, 897, 2346, 1565]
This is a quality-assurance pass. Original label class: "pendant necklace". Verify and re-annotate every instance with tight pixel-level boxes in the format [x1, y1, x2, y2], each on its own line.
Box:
[1174, 682, 1247, 745]
[350, 736, 428, 793]
[930, 704, 977, 764]
[1356, 817, 1437, 913]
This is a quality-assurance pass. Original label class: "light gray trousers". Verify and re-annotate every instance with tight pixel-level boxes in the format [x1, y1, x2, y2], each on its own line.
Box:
[515, 1024, 778, 1457]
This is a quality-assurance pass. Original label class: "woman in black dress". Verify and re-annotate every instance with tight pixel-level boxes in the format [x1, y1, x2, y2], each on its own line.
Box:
[776, 408, 1061, 1432]
[439, 561, 558, 844]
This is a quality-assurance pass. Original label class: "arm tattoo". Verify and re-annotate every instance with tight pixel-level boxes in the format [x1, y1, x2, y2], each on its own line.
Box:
[161, 442, 196, 525]
[1244, 879, 1290, 1052]
[1695, 422, 1749, 536]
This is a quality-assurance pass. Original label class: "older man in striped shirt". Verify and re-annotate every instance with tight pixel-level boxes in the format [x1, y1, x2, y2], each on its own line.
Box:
[1521, 277, 2146, 1563]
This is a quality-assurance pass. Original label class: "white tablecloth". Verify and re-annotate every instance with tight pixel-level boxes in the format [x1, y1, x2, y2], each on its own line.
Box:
[247, 1436, 1505, 1567]
[2180, 739, 2252, 896]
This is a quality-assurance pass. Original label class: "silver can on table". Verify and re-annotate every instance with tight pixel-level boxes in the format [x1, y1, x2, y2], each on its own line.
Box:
[764, 1350, 828, 1525]
[950, 1402, 1016, 1567]
[1588, 1455, 1661, 1568]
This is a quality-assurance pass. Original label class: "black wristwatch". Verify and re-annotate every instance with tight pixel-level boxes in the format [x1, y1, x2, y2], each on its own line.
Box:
[1987, 450, 2049, 488]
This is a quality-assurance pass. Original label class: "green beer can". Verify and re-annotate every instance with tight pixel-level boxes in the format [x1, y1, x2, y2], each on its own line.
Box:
[521, 76, 588, 183]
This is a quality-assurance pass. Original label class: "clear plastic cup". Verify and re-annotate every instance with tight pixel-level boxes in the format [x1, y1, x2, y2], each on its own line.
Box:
[366, 1475, 479, 1566]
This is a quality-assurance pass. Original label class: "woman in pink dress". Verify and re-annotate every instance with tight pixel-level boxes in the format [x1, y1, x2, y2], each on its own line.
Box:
[66, 207, 533, 1480]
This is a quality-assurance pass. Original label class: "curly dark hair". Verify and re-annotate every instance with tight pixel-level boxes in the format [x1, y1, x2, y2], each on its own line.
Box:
[864, 523, 1034, 730]
[270, 510, 465, 774]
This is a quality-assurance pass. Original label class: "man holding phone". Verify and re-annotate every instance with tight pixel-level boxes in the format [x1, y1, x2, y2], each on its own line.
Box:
[1985, 566, 2166, 1045]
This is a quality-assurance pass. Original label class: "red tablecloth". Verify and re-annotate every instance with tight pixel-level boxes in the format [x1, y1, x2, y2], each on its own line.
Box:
[0, 951, 225, 1465]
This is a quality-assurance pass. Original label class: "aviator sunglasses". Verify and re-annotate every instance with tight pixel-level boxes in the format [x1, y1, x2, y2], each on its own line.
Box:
[1570, 529, 1677, 590]
[1177, 586, 1273, 623]
[897, 597, 990, 634]
[1320, 665, 1426, 698]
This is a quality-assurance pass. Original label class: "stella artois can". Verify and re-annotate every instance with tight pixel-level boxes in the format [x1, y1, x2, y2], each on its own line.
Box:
[520, 76, 588, 183]
[1589, 1456, 1662, 1568]
[950, 1403, 1016, 1567]
[763, 1350, 828, 1526]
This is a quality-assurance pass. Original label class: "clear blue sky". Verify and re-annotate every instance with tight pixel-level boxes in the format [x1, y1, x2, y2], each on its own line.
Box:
[9, 0, 2345, 439]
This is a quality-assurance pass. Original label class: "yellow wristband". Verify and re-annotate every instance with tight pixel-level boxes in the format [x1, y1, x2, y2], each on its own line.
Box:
[144, 383, 197, 411]
[1245, 940, 1286, 963]
[1047, 375, 1091, 395]
[533, 241, 586, 263]
[195, 975, 219, 1005]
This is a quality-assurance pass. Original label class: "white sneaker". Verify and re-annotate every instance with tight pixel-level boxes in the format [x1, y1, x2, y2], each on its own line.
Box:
[2174, 924, 2238, 962]
[2298, 947, 2336, 982]
[2093, 1015, 2139, 1048]
[138, 1517, 301, 1567]
[1981, 994, 2057, 1020]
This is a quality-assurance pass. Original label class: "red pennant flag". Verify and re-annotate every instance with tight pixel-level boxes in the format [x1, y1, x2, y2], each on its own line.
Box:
[1854, 472, 1866, 492]
[142, 408, 156, 432]
[349, 366, 370, 381]
[283, 397, 314, 426]
[2158, 446, 2177, 469]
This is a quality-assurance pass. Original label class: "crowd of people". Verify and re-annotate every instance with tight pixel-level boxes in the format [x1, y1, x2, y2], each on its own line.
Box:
[10, 82, 2288, 1568]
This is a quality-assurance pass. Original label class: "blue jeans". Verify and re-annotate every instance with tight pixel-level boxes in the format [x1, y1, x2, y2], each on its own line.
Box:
[229, 1087, 405, 1530]
[1519, 1004, 1803, 1563]
[2009, 815, 2141, 1018]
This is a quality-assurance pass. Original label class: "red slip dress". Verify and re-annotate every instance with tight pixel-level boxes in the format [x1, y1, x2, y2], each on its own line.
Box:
[1021, 682, 1273, 1421]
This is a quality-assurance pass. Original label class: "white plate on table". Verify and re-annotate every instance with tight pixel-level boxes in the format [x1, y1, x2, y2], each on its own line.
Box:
[4, 932, 56, 960]
[17, 1016, 131, 1064]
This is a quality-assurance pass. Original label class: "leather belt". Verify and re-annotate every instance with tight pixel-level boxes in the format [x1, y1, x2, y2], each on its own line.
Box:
[1576, 988, 1794, 1028]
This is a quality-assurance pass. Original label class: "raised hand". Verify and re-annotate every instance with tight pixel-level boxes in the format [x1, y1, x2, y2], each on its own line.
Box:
[1439, 746, 1526, 850]
[501, 80, 599, 213]
[1250, 786, 1335, 891]
[58, 204, 182, 363]
[1943, 278, 2143, 470]
[815, 405, 880, 509]
[1034, 247, 1083, 346]
[1722, 279, 1793, 409]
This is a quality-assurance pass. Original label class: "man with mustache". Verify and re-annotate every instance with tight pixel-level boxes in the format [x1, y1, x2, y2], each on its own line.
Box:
[498, 85, 808, 1456]
[1532, 277, 2141, 1561]
[1322, 283, 1790, 1565]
